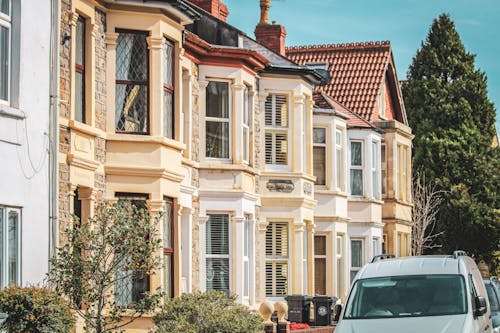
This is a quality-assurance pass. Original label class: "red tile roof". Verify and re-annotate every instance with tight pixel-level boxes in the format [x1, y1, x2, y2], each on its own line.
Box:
[287, 41, 392, 122]
[314, 92, 374, 129]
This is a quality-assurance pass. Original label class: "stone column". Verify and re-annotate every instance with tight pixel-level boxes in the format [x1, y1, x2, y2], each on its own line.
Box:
[147, 36, 164, 137]
[78, 187, 97, 224]
[256, 220, 269, 303]
[248, 216, 257, 306]
[198, 215, 209, 291]
[293, 95, 305, 173]
[306, 221, 315, 296]
[148, 199, 165, 294]
[232, 216, 245, 302]
[292, 221, 305, 294]
[180, 206, 193, 293]
[104, 32, 119, 133]
[182, 70, 193, 158]
[232, 83, 245, 164]
[198, 80, 209, 160]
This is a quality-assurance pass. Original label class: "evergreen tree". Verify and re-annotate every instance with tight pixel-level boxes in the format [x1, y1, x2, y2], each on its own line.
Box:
[403, 14, 500, 269]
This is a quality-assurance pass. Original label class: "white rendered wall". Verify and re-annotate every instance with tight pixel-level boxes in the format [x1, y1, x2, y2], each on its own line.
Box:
[0, 0, 51, 286]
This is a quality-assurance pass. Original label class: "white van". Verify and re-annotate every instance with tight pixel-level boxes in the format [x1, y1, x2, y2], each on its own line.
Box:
[333, 251, 492, 333]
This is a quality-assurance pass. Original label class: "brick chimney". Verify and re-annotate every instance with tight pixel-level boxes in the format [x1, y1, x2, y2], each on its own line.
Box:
[254, 0, 287, 56]
[186, 0, 229, 22]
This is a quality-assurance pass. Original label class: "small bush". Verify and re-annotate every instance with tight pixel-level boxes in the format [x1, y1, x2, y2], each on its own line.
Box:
[0, 286, 75, 333]
[153, 290, 264, 333]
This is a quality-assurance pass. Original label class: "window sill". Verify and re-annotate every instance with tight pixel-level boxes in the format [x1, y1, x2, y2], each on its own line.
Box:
[348, 197, 384, 205]
[0, 104, 24, 120]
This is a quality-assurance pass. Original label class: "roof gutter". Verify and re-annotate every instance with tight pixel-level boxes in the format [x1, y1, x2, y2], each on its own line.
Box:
[264, 65, 328, 86]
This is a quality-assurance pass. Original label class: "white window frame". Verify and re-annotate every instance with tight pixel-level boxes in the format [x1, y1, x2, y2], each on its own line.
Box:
[313, 127, 327, 186]
[265, 222, 289, 300]
[265, 93, 289, 169]
[0, 206, 21, 287]
[205, 214, 231, 292]
[372, 141, 379, 199]
[335, 129, 344, 191]
[350, 238, 363, 284]
[205, 80, 231, 160]
[0, 0, 11, 105]
[350, 140, 364, 196]
[242, 86, 250, 164]
[336, 235, 344, 296]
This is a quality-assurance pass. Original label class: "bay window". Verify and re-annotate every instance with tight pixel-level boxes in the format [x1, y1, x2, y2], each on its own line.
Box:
[206, 81, 230, 159]
[313, 127, 326, 185]
[0, 0, 10, 103]
[0, 206, 20, 287]
[75, 15, 86, 123]
[350, 141, 363, 196]
[115, 30, 149, 134]
[266, 222, 288, 298]
[265, 94, 288, 166]
[163, 38, 174, 139]
[398, 145, 410, 201]
[206, 214, 229, 291]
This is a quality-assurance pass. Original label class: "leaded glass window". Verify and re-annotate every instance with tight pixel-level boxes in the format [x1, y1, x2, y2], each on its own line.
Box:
[75, 15, 86, 123]
[163, 38, 174, 139]
[115, 30, 149, 134]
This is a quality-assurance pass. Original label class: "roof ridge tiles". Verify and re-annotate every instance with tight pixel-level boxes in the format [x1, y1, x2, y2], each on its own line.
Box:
[286, 40, 391, 53]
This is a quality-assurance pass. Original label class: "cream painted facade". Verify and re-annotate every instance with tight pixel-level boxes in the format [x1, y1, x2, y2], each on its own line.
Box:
[346, 128, 384, 286]
[312, 109, 350, 299]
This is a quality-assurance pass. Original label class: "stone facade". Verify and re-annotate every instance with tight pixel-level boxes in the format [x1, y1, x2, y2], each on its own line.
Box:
[94, 9, 107, 132]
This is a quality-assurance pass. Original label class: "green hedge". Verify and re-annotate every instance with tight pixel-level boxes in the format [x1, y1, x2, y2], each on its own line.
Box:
[153, 291, 263, 333]
[0, 286, 75, 333]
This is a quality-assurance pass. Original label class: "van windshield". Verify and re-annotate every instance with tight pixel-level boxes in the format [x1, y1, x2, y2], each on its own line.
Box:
[344, 275, 467, 319]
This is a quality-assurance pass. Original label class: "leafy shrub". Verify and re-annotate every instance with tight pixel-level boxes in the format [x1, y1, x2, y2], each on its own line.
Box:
[0, 286, 75, 333]
[153, 290, 264, 333]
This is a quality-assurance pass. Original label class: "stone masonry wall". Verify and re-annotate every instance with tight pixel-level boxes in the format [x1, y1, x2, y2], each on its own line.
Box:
[59, 0, 71, 119]
[94, 8, 107, 131]
[190, 62, 200, 291]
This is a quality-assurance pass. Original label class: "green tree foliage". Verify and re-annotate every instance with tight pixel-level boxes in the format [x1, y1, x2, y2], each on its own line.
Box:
[48, 201, 164, 333]
[0, 286, 75, 332]
[403, 13, 500, 267]
[153, 291, 264, 333]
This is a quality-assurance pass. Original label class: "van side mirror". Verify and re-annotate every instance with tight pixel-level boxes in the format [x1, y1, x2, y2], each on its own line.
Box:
[333, 304, 342, 322]
[475, 296, 487, 317]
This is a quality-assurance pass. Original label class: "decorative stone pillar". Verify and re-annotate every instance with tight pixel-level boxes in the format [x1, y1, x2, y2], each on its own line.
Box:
[147, 36, 164, 137]
[293, 95, 306, 173]
[292, 221, 305, 294]
[180, 206, 194, 293]
[198, 80, 209, 160]
[232, 216, 245, 302]
[232, 83, 246, 164]
[256, 221, 269, 302]
[198, 215, 209, 291]
[148, 199, 165, 294]
[182, 71, 193, 158]
[306, 221, 315, 296]
[78, 187, 98, 224]
[105, 32, 119, 133]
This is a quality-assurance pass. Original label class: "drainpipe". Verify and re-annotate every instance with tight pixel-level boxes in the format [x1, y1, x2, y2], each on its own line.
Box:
[48, 0, 60, 266]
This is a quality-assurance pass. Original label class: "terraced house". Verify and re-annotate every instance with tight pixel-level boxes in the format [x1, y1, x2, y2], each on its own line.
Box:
[287, 41, 414, 290]
[56, 0, 413, 330]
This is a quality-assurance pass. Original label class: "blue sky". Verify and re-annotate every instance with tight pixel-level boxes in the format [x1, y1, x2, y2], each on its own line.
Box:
[224, 0, 500, 134]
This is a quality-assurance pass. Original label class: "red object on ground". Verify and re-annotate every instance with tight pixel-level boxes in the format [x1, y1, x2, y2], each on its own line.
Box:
[290, 322, 311, 330]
